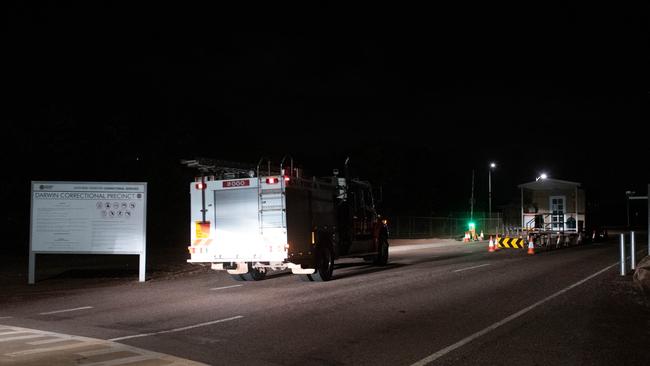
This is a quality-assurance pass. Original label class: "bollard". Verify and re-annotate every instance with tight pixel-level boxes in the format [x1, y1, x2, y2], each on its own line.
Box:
[620, 233, 626, 276]
[630, 231, 636, 271]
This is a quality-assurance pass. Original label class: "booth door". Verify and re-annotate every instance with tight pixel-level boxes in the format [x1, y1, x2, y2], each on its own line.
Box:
[549, 196, 565, 231]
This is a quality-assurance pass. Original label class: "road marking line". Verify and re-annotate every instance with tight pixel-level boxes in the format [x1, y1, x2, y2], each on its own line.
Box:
[0, 334, 48, 342]
[28, 337, 74, 345]
[390, 244, 456, 252]
[39, 306, 93, 315]
[0, 330, 30, 336]
[210, 284, 243, 291]
[410, 261, 619, 366]
[108, 315, 244, 341]
[77, 347, 124, 357]
[0, 317, 12, 320]
[82, 354, 155, 366]
[453, 263, 491, 273]
[7, 340, 102, 356]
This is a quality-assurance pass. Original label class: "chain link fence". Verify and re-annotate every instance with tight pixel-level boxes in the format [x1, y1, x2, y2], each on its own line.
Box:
[388, 214, 504, 239]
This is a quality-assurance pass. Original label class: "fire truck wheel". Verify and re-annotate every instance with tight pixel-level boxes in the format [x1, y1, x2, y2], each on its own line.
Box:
[240, 263, 267, 281]
[308, 246, 334, 282]
[374, 237, 389, 266]
[230, 274, 246, 281]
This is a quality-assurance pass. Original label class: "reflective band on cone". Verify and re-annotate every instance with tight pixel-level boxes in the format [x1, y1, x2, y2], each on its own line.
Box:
[527, 237, 535, 255]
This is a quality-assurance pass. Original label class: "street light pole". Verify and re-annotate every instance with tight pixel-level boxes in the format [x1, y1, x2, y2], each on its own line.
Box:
[489, 162, 496, 235]
[470, 169, 475, 221]
[488, 163, 496, 219]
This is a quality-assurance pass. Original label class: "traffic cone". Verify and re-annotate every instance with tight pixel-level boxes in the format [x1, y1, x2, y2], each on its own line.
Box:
[527, 236, 535, 255]
[463, 232, 470, 243]
[488, 236, 494, 252]
[479, 231, 484, 240]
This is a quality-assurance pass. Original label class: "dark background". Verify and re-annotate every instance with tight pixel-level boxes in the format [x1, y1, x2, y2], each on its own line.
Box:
[2, 2, 647, 251]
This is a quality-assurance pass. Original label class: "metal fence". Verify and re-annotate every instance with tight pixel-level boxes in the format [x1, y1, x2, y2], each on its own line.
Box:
[389, 214, 504, 239]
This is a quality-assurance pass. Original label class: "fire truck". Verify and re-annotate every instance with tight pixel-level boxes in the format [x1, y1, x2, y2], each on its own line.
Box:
[182, 157, 389, 281]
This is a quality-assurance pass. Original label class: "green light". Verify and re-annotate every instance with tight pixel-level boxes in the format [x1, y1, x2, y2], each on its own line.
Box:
[468, 222, 475, 230]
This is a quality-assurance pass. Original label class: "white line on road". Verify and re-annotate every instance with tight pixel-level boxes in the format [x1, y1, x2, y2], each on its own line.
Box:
[411, 261, 620, 366]
[108, 315, 244, 341]
[39, 306, 93, 315]
[0, 316, 13, 320]
[210, 284, 243, 291]
[0, 334, 47, 342]
[7, 340, 103, 356]
[82, 354, 156, 366]
[28, 337, 74, 345]
[452, 263, 491, 273]
[77, 347, 125, 357]
[0, 330, 30, 336]
[390, 243, 458, 253]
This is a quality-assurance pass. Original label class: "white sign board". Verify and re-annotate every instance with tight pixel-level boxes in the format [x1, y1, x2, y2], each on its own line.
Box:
[29, 181, 147, 283]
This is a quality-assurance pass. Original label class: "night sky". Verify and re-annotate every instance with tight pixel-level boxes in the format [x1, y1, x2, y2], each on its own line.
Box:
[2, 3, 647, 249]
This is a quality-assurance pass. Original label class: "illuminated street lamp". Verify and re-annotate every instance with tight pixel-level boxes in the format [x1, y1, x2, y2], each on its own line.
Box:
[536, 173, 548, 181]
[488, 162, 496, 220]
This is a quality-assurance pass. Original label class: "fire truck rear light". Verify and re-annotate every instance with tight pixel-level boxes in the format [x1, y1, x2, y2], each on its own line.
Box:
[195, 183, 206, 190]
[266, 177, 278, 184]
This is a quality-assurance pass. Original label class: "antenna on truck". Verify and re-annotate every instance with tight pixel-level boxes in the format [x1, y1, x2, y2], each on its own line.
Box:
[256, 156, 272, 178]
[181, 158, 256, 179]
[280, 155, 294, 177]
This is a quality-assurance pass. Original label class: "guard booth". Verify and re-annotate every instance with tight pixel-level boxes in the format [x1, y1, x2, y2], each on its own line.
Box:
[518, 178, 585, 233]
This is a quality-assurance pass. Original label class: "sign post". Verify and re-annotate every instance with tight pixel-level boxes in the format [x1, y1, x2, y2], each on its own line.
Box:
[29, 182, 147, 284]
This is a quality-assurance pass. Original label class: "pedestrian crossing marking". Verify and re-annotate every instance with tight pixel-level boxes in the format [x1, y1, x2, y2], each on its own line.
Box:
[0, 324, 208, 365]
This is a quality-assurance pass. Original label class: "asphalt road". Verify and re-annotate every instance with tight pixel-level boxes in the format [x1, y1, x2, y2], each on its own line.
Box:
[1, 237, 649, 366]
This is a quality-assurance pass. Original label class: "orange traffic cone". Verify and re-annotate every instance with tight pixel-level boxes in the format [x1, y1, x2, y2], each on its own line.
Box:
[527, 236, 535, 255]
[488, 236, 495, 252]
[463, 232, 470, 243]
[479, 231, 484, 240]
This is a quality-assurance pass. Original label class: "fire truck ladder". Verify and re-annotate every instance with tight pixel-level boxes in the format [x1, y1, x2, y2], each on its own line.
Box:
[256, 157, 288, 235]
